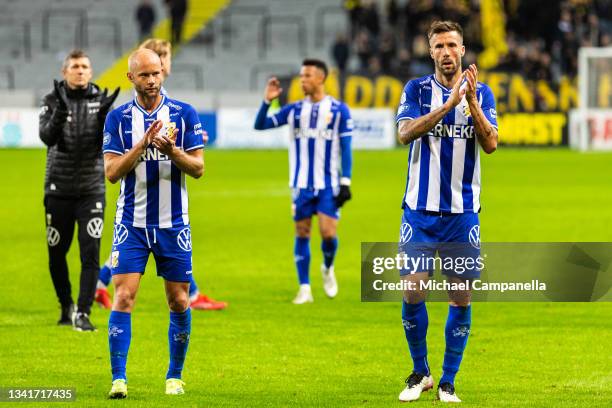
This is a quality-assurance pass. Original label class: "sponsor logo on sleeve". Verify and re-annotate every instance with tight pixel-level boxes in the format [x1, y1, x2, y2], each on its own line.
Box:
[346, 118, 354, 130]
[397, 104, 409, 116]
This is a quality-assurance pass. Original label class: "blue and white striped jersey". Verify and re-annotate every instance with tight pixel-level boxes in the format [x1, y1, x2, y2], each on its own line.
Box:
[102, 95, 204, 228]
[255, 95, 353, 190]
[396, 74, 498, 213]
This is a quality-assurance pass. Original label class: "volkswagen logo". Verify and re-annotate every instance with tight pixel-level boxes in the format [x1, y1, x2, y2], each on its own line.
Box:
[400, 223, 413, 243]
[47, 226, 60, 247]
[177, 227, 192, 252]
[469, 225, 480, 249]
[113, 224, 129, 246]
[87, 218, 104, 239]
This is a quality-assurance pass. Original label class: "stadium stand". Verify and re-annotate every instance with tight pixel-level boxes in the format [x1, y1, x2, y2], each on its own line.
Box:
[337, 0, 611, 83]
[0, 0, 609, 113]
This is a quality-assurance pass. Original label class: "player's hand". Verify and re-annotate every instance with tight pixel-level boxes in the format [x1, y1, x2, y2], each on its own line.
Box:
[335, 185, 352, 208]
[152, 127, 178, 156]
[53, 79, 69, 112]
[264, 77, 283, 102]
[465, 64, 478, 102]
[445, 72, 466, 109]
[99, 87, 120, 115]
[141, 119, 163, 149]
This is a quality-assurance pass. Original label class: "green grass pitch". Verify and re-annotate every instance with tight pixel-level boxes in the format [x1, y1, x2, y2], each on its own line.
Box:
[0, 148, 610, 407]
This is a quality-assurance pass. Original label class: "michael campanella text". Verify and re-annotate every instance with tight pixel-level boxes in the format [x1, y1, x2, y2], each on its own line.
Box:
[372, 279, 547, 292]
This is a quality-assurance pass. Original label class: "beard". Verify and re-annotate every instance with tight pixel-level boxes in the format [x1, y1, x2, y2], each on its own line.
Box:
[137, 84, 160, 98]
[437, 57, 462, 77]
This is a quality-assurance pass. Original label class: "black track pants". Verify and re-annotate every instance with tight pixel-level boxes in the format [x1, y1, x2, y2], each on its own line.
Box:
[44, 195, 105, 315]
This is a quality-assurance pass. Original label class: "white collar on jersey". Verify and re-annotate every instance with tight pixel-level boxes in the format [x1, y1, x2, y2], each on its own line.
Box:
[431, 74, 467, 93]
[303, 94, 330, 104]
[133, 94, 167, 117]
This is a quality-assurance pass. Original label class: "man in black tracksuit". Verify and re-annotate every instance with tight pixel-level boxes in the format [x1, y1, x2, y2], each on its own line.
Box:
[39, 49, 118, 331]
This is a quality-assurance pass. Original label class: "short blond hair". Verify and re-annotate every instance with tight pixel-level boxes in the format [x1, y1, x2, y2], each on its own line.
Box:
[138, 38, 172, 57]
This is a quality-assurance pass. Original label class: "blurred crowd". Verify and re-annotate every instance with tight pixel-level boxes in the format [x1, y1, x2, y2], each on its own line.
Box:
[333, 0, 611, 83]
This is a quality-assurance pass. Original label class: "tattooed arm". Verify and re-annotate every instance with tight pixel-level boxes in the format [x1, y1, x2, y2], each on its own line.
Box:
[465, 64, 498, 154]
[398, 73, 466, 145]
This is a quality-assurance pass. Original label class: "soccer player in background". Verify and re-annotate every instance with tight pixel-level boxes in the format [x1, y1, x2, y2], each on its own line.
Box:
[102, 49, 204, 398]
[96, 38, 227, 311]
[254, 59, 353, 304]
[395, 21, 498, 402]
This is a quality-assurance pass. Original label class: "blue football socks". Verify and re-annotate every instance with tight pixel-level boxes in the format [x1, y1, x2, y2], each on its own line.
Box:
[401, 301, 430, 376]
[108, 311, 131, 381]
[440, 304, 472, 385]
[167, 309, 192, 379]
[294, 237, 311, 285]
[99, 261, 112, 287]
[321, 237, 338, 268]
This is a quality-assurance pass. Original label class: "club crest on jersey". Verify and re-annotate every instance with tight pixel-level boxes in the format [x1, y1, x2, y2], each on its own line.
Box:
[324, 111, 333, 125]
[463, 104, 471, 118]
[164, 122, 176, 139]
[111, 251, 120, 268]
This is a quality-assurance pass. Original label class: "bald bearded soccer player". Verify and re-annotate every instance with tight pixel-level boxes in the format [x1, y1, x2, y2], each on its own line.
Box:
[102, 49, 204, 398]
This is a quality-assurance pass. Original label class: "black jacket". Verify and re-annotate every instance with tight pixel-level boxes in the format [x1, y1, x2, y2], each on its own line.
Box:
[39, 81, 107, 198]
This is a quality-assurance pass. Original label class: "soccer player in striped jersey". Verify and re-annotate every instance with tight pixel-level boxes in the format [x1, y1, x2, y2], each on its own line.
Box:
[395, 21, 498, 403]
[96, 38, 227, 311]
[254, 59, 353, 304]
[103, 49, 204, 398]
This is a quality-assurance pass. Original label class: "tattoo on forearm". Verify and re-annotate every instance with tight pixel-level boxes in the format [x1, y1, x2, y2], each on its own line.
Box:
[469, 100, 497, 149]
[399, 105, 449, 144]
